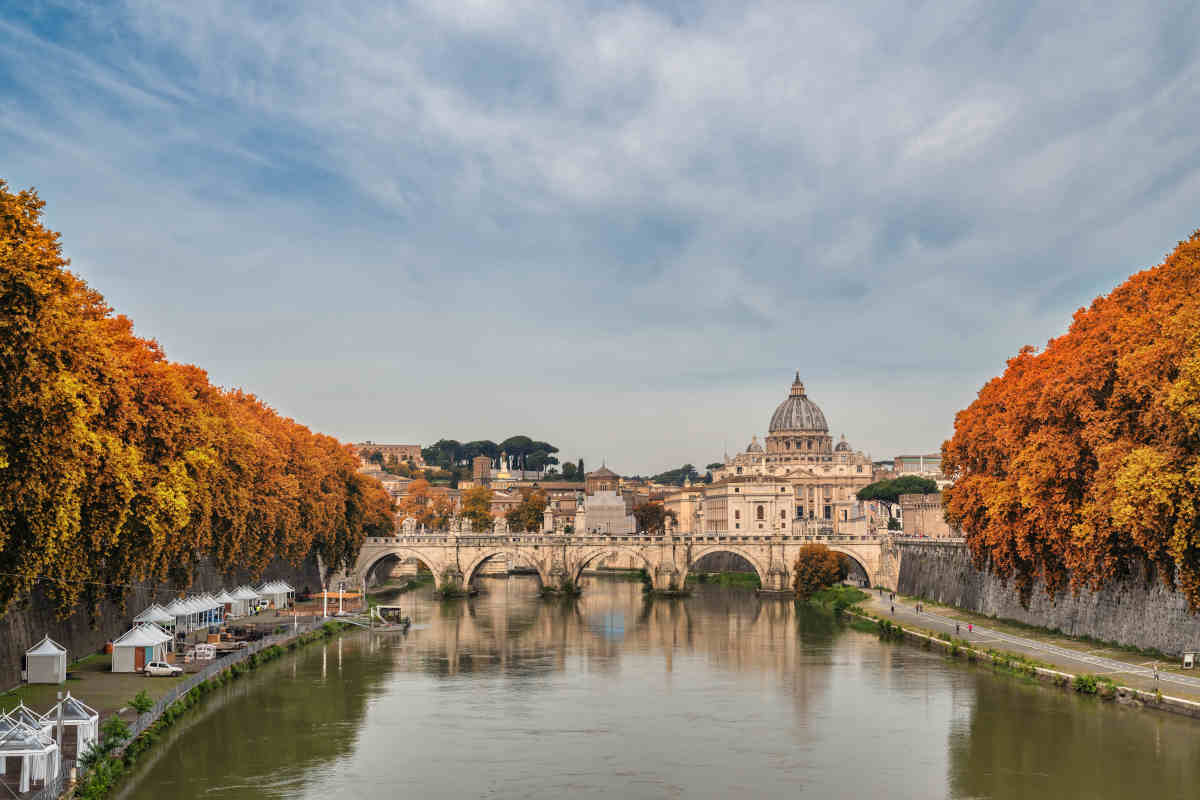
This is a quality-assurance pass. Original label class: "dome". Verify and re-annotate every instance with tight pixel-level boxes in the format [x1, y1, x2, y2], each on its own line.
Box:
[768, 373, 829, 433]
[835, 435, 851, 452]
[746, 435, 763, 453]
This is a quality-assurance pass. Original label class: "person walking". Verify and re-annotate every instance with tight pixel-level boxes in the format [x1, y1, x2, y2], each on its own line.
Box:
[955, 622, 960, 636]
[890, 603, 895, 615]
[967, 623, 973, 635]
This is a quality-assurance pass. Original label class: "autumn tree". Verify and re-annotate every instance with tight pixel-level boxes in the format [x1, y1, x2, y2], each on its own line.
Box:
[505, 488, 548, 532]
[792, 544, 843, 598]
[0, 181, 394, 616]
[943, 230, 1200, 609]
[460, 486, 494, 530]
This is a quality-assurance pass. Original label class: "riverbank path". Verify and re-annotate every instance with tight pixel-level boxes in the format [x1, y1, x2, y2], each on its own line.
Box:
[858, 591, 1200, 702]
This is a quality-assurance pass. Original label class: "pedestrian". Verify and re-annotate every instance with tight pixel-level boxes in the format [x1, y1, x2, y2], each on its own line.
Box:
[967, 623, 973, 634]
[955, 622, 960, 635]
[890, 603, 895, 615]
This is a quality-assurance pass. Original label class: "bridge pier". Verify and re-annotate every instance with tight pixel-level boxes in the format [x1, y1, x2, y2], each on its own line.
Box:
[435, 566, 472, 597]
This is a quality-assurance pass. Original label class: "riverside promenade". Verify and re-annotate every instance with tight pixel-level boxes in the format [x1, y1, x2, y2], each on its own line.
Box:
[860, 591, 1200, 703]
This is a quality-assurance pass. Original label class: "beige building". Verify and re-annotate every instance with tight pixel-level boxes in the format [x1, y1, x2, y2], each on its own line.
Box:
[356, 442, 424, 467]
[707, 374, 876, 533]
[898, 492, 956, 538]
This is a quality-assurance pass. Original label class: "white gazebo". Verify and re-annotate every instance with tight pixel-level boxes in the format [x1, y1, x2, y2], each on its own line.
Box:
[43, 693, 99, 758]
[0, 718, 59, 794]
[3, 704, 52, 737]
[133, 604, 175, 629]
[24, 635, 67, 684]
[111, 624, 173, 673]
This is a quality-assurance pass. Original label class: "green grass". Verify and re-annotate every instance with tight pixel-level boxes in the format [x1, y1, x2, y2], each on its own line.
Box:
[809, 585, 869, 612]
[685, 571, 761, 589]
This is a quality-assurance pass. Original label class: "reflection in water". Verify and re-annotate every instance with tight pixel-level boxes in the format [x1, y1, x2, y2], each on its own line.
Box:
[120, 575, 1200, 799]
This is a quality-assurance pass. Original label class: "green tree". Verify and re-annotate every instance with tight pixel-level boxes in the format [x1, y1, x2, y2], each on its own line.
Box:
[856, 476, 938, 504]
[650, 464, 699, 486]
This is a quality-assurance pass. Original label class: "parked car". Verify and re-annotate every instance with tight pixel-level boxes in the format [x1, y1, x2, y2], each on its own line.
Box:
[144, 660, 183, 677]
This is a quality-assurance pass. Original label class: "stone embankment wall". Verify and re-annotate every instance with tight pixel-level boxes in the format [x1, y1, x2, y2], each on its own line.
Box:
[0, 556, 322, 690]
[897, 540, 1200, 656]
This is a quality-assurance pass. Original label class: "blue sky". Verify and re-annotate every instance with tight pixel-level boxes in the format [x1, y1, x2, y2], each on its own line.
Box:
[3, 1, 1199, 473]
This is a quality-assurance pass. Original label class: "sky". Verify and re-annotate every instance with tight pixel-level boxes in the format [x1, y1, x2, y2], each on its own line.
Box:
[3, 1, 1199, 475]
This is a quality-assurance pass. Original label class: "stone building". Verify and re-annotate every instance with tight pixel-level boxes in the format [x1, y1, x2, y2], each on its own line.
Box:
[707, 374, 875, 532]
[898, 492, 956, 538]
[663, 486, 704, 533]
[355, 442, 424, 467]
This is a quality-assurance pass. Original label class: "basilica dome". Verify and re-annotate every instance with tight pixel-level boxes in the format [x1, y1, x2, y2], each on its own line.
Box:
[768, 373, 829, 433]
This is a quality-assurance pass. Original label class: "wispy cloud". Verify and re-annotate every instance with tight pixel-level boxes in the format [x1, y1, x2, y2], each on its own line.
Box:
[3, 0, 1199, 471]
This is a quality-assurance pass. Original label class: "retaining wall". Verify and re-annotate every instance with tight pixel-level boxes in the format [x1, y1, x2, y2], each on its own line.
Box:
[0, 556, 322, 691]
[897, 540, 1200, 656]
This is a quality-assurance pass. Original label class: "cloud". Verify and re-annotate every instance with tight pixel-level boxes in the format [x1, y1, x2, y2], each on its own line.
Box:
[3, 0, 1199, 472]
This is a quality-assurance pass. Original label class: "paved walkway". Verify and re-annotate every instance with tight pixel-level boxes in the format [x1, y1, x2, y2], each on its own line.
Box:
[858, 591, 1200, 701]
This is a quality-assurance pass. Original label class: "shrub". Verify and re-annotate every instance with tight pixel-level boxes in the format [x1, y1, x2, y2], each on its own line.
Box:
[129, 690, 153, 714]
[793, 544, 843, 598]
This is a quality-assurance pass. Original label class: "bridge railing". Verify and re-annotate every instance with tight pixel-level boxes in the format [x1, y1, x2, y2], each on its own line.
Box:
[362, 532, 887, 547]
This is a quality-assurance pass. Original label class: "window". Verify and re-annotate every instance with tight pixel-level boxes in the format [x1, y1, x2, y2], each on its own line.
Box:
[856, 465, 862, 473]
[734, 510, 740, 520]
[736, 467, 743, 475]
[756, 505, 764, 520]
[824, 505, 832, 520]
[780, 510, 787, 519]
[734, 487, 740, 493]
[735, 523, 740, 529]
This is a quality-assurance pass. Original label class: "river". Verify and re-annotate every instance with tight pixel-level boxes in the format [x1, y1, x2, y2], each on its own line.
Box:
[117, 574, 1200, 799]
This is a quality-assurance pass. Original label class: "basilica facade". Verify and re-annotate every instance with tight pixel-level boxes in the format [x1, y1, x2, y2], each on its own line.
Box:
[671, 374, 875, 534]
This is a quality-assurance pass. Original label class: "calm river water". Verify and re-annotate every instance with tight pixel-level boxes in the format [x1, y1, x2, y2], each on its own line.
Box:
[118, 575, 1200, 799]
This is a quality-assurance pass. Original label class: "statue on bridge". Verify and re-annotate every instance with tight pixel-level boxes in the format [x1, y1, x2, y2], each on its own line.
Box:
[493, 516, 509, 534]
[400, 516, 417, 535]
[449, 516, 462, 534]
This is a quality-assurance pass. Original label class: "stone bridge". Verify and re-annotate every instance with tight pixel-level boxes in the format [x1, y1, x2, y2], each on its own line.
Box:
[337, 532, 901, 595]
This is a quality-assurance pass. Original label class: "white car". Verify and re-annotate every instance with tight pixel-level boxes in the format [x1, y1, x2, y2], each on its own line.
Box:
[144, 660, 183, 677]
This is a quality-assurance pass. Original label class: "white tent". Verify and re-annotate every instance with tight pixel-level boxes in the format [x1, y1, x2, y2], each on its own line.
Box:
[233, 585, 262, 616]
[24, 635, 67, 684]
[198, 593, 223, 625]
[257, 581, 293, 609]
[4, 704, 52, 737]
[214, 589, 236, 617]
[0, 718, 59, 794]
[111, 624, 173, 673]
[133, 604, 174, 627]
[162, 598, 191, 632]
[42, 693, 99, 758]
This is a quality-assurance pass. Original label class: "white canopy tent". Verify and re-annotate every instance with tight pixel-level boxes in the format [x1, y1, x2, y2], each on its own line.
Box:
[24, 635, 67, 684]
[232, 585, 261, 616]
[0, 718, 59, 794]
[162, 598, 192, 632]
[43, 693, 99, 758]
[133, 604, 174, 628]
[256, 581, 294, 609]
[214, 589, 236, 617]
[111, 624, 173, 673]
[4, 704, 52, 737]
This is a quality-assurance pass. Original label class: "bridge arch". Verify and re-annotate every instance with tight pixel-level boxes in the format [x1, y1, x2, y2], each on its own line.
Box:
[359, 547, 444, 586]
[826, 546, 873, 587]
[683, 545, 770, 588]
[463, 549, 547, 587]
[571, 547, 654, 585]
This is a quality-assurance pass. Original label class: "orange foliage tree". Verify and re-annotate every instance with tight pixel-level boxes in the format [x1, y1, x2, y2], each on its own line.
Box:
[943, 231, 1200, 608]
[0, 181, 394, 617]
[792, 544, 843, 598]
